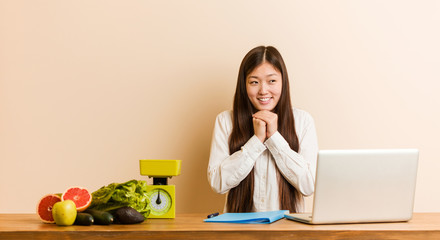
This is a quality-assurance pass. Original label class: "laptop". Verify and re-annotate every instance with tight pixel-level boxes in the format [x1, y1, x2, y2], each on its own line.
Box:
[285, 149, 419, 224]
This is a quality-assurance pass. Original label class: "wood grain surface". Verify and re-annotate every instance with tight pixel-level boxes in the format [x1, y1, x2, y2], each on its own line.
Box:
[1, 213, 440, 239]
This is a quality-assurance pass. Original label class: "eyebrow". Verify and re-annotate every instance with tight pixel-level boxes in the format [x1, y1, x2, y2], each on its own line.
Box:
[248, 73, 279, 79]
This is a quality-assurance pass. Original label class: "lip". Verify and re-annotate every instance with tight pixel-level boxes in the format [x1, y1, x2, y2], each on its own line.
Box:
[257, 97, 272, 105]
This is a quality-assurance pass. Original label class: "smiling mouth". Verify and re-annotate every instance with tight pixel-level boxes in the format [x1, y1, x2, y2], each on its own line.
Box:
[257, 97, 272, 103]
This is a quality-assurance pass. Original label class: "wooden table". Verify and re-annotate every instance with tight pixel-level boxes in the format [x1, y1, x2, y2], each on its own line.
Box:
[1, 213, 440, 239]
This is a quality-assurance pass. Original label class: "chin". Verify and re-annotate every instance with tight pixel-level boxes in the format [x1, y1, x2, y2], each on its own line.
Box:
[257, 106, 275, 111]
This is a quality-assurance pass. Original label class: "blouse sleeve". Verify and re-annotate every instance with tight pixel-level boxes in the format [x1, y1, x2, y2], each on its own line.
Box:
[207, 112, 266, 194]
[264, 115, 318, 196]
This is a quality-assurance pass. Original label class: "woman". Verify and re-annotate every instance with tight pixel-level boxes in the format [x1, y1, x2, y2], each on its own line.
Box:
[208, 46, 318, 213]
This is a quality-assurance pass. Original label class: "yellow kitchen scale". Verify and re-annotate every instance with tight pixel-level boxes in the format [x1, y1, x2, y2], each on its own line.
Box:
[139, 159, 181, 218]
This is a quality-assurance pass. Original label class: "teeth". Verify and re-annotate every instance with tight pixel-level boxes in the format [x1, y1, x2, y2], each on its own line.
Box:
[258, 98, 270, 101]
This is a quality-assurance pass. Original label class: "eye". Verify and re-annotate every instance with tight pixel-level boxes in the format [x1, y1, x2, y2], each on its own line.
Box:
[248, 80, 259, 85]
[269, 79, 277, 83]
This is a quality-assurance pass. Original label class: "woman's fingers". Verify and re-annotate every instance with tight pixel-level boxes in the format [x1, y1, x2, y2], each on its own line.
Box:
[253, 111, 278, 137]
[253, 117, 267, 142]
[253, 111, 276, 122]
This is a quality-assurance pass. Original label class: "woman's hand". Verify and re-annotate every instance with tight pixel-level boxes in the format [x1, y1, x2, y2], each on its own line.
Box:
[253, 110, 278, 139]
[253, 117, 267, 143]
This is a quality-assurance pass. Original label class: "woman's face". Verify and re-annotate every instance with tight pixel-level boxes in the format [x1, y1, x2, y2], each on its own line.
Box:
[246, 62, 282, 111]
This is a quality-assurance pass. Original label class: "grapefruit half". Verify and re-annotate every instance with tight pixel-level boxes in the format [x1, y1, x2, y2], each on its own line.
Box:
[61, 187, 92, 212]
[36, 194, 62, 223]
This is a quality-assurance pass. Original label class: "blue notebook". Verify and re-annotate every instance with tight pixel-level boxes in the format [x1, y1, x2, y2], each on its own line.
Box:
[203, 210, 288, 224]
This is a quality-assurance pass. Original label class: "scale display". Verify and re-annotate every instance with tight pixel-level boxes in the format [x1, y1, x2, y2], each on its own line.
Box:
[147, 187, 172, 216]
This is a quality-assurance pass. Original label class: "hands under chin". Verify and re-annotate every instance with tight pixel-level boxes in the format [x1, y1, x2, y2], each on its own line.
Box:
[252, 110, 278, 143]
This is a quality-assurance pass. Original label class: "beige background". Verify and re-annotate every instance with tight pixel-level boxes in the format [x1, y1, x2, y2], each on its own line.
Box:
[1, 0, 439, 213]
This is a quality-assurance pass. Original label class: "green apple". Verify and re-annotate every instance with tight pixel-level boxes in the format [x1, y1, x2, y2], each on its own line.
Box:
[52, 200, 77, 226]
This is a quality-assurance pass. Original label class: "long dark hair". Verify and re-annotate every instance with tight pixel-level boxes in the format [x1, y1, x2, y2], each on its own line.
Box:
[227, 46, 301, 213]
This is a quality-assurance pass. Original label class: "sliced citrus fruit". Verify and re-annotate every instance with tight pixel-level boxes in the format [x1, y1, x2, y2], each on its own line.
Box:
[61, 187, 92, 212]
[36, 194, 62, 223]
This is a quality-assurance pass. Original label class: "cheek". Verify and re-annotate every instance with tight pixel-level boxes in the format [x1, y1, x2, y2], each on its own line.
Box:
[246, 86, 256, 98]
[273, 85, 282, 97]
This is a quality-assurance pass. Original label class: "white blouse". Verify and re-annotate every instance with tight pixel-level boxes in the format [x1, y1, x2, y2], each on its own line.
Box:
[207, 108, 318, 212]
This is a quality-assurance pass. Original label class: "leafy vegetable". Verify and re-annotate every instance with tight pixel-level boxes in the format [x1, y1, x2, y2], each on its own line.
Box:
[89, 180, 150, 218]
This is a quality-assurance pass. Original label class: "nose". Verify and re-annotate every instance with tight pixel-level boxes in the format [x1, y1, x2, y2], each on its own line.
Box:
[258, 82, 268, 94]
